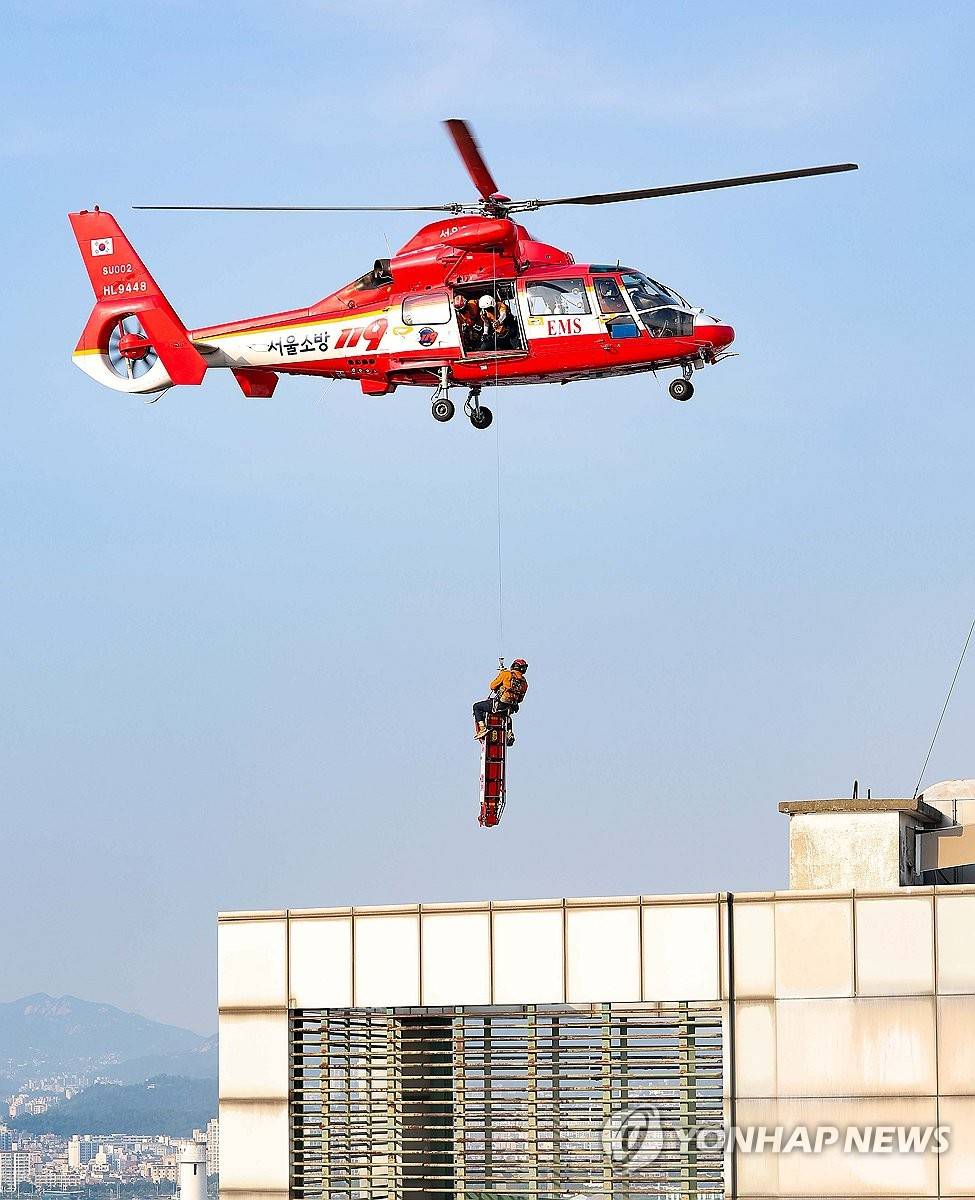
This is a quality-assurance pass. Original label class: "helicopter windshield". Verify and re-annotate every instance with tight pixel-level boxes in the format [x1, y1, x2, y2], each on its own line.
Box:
[621, 272, 694, 338]
[621, 272, 689, 311]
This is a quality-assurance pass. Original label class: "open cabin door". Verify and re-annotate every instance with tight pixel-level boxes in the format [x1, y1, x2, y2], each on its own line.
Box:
[454, 280, 527, 359]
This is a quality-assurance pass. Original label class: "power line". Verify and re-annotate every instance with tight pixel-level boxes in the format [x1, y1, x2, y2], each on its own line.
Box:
[913, 611, 975, 799]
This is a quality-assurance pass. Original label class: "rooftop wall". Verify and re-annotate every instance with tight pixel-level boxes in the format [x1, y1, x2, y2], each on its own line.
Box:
[218, 885, 975, 1200]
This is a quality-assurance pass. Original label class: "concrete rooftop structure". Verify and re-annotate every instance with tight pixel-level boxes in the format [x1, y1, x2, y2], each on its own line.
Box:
[218, 780, 975, 1200]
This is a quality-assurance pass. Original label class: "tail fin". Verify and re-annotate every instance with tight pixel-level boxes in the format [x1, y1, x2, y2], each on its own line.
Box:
[69, 209, 207, 389]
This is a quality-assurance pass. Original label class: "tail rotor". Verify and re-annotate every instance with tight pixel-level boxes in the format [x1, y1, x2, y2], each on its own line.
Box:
[107, 314, 158, 381]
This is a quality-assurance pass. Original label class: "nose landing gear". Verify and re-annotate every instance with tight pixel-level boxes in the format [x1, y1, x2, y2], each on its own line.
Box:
[669, 361, 695, 402]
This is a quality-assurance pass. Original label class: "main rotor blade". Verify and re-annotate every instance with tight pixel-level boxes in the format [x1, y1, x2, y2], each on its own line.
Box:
[524, 163, 858, 209]
[443, 118, 501, 201]
[133, 204, 456, 212]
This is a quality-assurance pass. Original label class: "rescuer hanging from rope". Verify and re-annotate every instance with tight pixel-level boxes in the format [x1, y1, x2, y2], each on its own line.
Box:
[473, 659, 529, 745]
[474, 658, 528, 828]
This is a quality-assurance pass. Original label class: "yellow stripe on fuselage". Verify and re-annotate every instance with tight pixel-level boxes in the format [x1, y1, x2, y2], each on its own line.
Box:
[193, 307, 389, 343]
[71, 308, 391, 358]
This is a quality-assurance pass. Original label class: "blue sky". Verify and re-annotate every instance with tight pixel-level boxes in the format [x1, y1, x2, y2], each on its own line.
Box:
[1, 1, 973, 1033]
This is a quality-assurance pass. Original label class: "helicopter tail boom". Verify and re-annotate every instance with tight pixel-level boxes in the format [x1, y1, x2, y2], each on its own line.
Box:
[69, 209, 207, 393]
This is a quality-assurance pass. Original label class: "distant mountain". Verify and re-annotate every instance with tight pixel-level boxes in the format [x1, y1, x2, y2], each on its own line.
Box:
[108, 1034, 218, 1084]
[0, 994, 214, 1088]
[11, 1074, 217, 1137]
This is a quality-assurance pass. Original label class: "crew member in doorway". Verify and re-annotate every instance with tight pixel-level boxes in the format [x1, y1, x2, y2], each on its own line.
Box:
[477, 294, 519, 351]
[454, 294, 483, 351]
[473, 659, 529, 738]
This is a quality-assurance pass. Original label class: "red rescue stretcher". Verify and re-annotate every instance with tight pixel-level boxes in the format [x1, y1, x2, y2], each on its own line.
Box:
[478, 708, 510, 827]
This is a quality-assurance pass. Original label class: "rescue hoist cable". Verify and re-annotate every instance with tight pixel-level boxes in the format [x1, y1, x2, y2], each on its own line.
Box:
[495, 390, 504, 658]
[492, 249, 504, 660]
[913, 609, 975, 799]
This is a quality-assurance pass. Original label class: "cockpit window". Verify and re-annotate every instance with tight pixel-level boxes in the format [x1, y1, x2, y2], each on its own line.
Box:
[526, 278, 591, 316]
[593, 276, 629, 315]
[348, 259, 393, 293]
[621, 272, 671, 312]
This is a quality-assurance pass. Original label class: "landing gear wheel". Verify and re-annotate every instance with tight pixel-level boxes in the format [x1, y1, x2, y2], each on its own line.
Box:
[470, 406, 493, 429]
[432, 397, 455, 422]
[669, 377, 694, 402]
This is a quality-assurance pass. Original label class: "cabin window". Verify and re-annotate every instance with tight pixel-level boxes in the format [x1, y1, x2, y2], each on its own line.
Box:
[526, 278, 591, 317]
[402, 290, 452, 326]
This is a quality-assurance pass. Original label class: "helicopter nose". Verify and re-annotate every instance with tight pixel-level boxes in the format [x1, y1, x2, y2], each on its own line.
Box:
[694, 315, 735, 352]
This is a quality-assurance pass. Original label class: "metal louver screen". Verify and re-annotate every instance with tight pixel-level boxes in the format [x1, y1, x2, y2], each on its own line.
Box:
[291, 1004, 723, 1200]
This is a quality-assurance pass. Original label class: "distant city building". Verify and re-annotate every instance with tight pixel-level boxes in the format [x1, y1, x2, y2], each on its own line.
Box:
[67, 1134, 96, 1169]
[0, 1150, 32, 1193]
[0, 1127, 210, 1190]
[205, 1118, 218, 1176]
[0, 1130, 9, 1154]
[34, 1163, 85, 1190]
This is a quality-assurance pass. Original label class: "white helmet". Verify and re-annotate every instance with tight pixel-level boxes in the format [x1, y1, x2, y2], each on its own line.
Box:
[478, 294, 495, 310]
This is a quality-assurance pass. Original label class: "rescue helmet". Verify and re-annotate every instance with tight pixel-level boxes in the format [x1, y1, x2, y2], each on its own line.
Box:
[511, 658, 529, 673]
[478, 294, 496, 310]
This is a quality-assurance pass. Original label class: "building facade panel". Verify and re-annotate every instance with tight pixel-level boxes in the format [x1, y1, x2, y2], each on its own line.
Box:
[733, 999, 778, 1097]
[774, 896, 854, 999]
[288, 915, 352, 1008]
[734, 1096, 940, 1198]
[491, 905, 565, 1004]
[731, 898, 776, 999]
[218, 916, 288, 1010]
[938, 1094, 975, 1196]
[935, 892, 975, 994]
[218, 1100, 289, 1192]
[855, 895, 935, 996]
[772, 995, 937, 1098]
[936, 995, 975, 1095]
[564, 903, 641, 1002]
[419, 909, 491, 1005]
[218, 1011, 289, 1101]
[642, 898, 721, 1001]
[353, 911, 420, 1007]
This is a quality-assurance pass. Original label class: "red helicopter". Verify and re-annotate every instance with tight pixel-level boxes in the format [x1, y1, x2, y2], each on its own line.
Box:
[69, 120, 856, 428]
